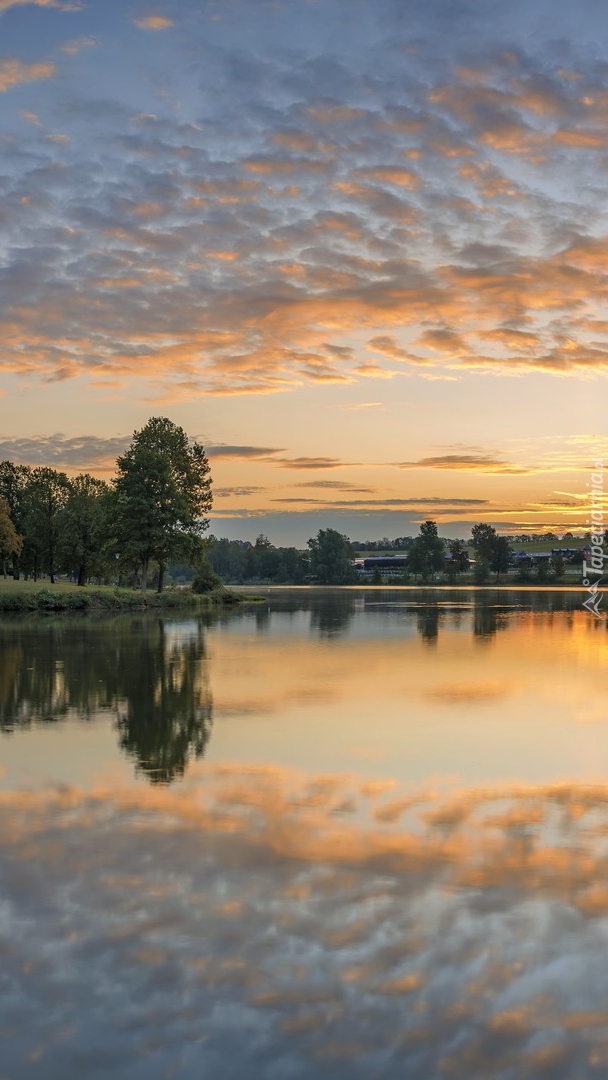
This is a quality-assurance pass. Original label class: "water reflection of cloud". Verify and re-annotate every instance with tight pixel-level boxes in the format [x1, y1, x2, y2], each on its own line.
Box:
[426, 680, 512, 703]
[215, 685, 338, 717]
[5, 767, 608, 1077]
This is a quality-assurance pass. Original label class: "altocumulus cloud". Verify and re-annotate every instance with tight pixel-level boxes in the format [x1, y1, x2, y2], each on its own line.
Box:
[0, 434, 130, 469]
[3, 0, 608, 396]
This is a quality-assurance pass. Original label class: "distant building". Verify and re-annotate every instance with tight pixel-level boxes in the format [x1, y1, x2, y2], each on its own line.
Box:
[358, 556, 409, 574]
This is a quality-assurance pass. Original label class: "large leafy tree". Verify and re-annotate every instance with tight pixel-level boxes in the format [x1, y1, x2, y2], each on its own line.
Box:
[23, 467, 70, 583]
[0, 462, 31, 578]
[113, 417, 212, 591]
[59, 474, 111, 586]
[308, 528, 356, 584]
[0, 497, 22, 577]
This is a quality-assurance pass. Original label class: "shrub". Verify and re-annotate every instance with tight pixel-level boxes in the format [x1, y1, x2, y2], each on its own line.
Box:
[192, 562, 224, 594]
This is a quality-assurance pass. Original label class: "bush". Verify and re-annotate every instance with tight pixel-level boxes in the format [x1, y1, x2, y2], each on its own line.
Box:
[192, 562, 224, 594]
[473, 558, 490, 585]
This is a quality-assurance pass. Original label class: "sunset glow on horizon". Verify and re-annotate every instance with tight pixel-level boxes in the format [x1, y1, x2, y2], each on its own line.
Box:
[1, 0, 607, 544]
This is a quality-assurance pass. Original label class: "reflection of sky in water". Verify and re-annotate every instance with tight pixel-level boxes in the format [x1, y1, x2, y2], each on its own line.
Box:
[4, 768, 608, 1079]
[1, 594, 608, 1075]
[1, 594, 608, 790]
[206, 598, 608, 787]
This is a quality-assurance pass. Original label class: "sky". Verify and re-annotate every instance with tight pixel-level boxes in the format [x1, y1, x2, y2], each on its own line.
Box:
[1, 0, 607, 544]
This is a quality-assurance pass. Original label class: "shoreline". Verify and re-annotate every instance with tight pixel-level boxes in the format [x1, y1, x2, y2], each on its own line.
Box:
[231, 583, 607, 593]
[0, 580, 255, 613]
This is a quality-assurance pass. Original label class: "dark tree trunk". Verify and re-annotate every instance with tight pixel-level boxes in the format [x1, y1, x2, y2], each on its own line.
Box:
[157, 561, 165, 594]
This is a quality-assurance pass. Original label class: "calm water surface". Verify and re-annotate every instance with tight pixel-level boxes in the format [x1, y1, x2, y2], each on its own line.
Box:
[2, 589, 608, 1078]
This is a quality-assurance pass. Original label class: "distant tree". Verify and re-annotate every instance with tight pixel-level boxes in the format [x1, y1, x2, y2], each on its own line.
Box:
[308, 528, 356, 584]
[112, 417, 212, 592]
[407, 520, 445, 582]
[471, 523, 511, 582]
[471, 523, 497, 564]
[23, 467, 70, 582]
[473, 557, 491, 585]
[447, 539, 470, 580]
[490, 535, 511, 581]
[254, 534, 281, 580]
[535, 560, 549, 584]
[0, 497, 22, 577]
[550, 553, 565, 582]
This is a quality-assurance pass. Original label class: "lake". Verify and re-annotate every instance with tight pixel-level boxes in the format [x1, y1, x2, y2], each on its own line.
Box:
[2, 588, 608, 1078]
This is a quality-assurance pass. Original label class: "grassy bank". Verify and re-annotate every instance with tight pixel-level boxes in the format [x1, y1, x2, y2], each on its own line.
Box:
[0, 578, 239, 613]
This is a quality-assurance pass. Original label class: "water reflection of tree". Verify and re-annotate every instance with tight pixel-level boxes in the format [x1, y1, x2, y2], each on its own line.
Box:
[0, 617, 213, 783]
[473, 596, 511, 640]
[0, 623, 103, 728]
[309, 593, 356, 638]
[416, 603, 440, 644]
[114, 619, 212, 784]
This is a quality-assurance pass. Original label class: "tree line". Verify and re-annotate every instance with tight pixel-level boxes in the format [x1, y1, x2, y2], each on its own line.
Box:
[207, 521, 532, 585]
[0, 417, 576, 591]
[0, 417, 212, 591]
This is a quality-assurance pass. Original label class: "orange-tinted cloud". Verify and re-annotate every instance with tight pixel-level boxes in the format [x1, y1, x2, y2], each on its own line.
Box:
[0, 58, 56, 91]
[133, 14, 174, 30]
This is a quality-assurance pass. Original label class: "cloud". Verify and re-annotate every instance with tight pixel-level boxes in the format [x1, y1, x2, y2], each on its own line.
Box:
[296, 481, 376, 492]
[394, 454, 533, 474]
[206, 444, 284, 460]
[0, 0, 81, 9]
[277, 457, 360, 470]
[133, 14, 174, 30]
[356, 166, 420, 189]
[60, 35, 98, 54]
[214, 486, 265, 498]
[273, 496, 489, 508]
[3, 0, 608, 401]
[0, 58, 56, 91]
[0, 434, 129, 470]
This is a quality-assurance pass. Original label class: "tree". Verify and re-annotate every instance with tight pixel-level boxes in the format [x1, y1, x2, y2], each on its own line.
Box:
[550, 553, 565, 582]
[0, 497, 22, 577]
[254, 534, 281, 580]
[447, 539, 470, 580]
[0, 462, 31, 578]
[112, 417, 212, 592]
[473, 557, 490, 585]
[471, 523, 497, 564]
[59, 474, 111, 586]
[471, 523, 512, 582]
[490, 535, 511, 581]
[23, 467, 70, 582]
[407, 520, 445, 582]
[308, 528, 356, 584]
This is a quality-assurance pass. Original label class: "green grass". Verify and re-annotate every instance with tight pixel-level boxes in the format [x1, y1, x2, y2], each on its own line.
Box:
[0, 578, 235, 612]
